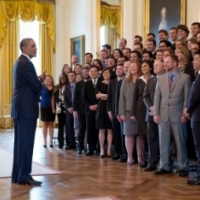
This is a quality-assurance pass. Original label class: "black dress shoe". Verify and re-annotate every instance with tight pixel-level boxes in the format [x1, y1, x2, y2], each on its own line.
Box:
[85, 151, 93, 156]
[65, 146, 76, 150]
[18, 179, 42, 186]
[186, 176, 200, 185]
[178, 169, 188, 177]
[118, 157, 127, 162]
[77, 150, 82, 154]
[49, 144, 53, 148]
[144, 164, 157, 171]
[12, 180, 17, 183]
[154, 168, 170, 175]
[111, 155, 120, 160]
[43, 145, 47, 148]
[29, 177, 42, 184]
[139, 162, 147, 168]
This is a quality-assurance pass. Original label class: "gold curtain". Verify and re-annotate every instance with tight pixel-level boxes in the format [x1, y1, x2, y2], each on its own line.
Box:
[0, 0, 55, 128]
[101, 5, 121, 38]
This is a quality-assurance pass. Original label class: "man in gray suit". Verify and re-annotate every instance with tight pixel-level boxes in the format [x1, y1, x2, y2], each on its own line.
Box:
[154, 55, 191, 177]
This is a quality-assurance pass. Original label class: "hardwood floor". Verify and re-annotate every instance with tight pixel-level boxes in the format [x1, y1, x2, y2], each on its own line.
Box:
[0, 128, 200, 200]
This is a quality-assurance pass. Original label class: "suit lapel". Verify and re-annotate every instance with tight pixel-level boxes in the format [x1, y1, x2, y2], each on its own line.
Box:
[153, 76, 157, 88]
[163, 74, 169, 93]
[170, 72, 181, 91]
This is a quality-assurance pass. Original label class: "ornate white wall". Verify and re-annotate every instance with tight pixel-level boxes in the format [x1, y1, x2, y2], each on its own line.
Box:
[54, 0, 200, 81]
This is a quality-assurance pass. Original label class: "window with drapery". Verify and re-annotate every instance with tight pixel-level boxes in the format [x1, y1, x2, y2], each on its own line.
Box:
[0, 0, 55, 129]
[100, 1, 121, 49]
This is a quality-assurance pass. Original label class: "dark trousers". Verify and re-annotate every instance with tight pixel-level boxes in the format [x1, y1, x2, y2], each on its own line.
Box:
[112, 118, 122, 155]
[57, 113, 66, 148]
[120, 123, 127, 157]
[66, 111, 75, 147]
[12, 118, 37, 182]
[86, 112, 98, 152]
[191, 121, 200, 176]
[77, 113, 86, 150]
[147, 121, 159, 166]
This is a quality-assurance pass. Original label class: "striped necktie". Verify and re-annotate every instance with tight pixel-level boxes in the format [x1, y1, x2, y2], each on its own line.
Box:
[169, 74, 174, 89]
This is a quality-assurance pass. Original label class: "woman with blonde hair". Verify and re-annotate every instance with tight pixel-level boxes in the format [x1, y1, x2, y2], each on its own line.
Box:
[175, 47, 188, 73]
[175, 47, 196, 81]
[62, 64, 70, 75]
[118, 61, 142, 165]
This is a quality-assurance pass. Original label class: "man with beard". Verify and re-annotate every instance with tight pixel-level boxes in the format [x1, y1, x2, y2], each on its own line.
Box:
[154, 55, 191, 177]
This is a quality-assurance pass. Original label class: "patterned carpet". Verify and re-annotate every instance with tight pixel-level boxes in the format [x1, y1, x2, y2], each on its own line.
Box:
[0, 148, 60, 178]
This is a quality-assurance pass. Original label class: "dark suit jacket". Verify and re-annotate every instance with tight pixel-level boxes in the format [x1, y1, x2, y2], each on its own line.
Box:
[11, 55, 42, 119]
[131, 78, 146, 116]
[187, 74, 200, 122]
[185, 62, 197, 82]
[82, 79, 100, 115]
[64, 84, 74, 110]
[143, 77, 157, 121]
[107, 78, 123, 117]
[73, 80, 85, 114]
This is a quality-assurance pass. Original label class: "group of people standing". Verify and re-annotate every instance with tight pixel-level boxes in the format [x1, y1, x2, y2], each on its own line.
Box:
[11, 22, 200, 186]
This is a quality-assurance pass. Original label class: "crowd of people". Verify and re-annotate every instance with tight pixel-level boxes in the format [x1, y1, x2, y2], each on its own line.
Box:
[40, 22, 200, 185]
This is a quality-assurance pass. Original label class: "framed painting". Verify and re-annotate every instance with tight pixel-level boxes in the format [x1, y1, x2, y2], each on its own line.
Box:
[143, 0, 186, 42]
[70, 35, 85, 65]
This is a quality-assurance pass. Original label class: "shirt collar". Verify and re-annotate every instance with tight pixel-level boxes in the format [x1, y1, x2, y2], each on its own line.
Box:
[92, 78, 98, 82]
[168, 70, 177, 77]
[70, 83, 75, 87]
[117, 76, 124, 81]
[21, 53, 31, 61]
[139, 75, 154, 83]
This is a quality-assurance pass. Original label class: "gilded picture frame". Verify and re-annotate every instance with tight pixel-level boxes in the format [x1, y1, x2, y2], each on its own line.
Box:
[143, 0, 186, 42]
[70, 35, 85, 65]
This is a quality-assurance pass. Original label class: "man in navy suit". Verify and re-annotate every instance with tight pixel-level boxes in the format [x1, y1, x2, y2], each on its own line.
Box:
[64, 71, 76, 149]
[185, 51, 200, 185]
[11, 38, 45, 186]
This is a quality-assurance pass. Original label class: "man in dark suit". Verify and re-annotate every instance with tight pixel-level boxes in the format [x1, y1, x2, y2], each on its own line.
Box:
[73, 67, 90, 154]
[185, 51, 200, 185]
[11, 38, 45, 186]
[107, 55, 117, 80]
[143, 59, 165, 171]
[107, 64, 124, 160]
[82, 65, 100, 155]
[64, 71, 76, 149]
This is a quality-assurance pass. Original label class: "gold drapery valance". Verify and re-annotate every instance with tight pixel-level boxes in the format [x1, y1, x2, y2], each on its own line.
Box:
[1, 0, 55, 4]
[0, 0, 55, 52]
[101, 2, 120, 37]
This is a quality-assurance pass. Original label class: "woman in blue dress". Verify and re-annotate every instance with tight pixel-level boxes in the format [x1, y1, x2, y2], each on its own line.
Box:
[40, 75, 55, 147]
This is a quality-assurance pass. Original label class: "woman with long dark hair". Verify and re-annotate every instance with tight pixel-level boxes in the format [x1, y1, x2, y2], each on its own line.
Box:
[96, 68, 113, 158]
[52, 73, 69, 148]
